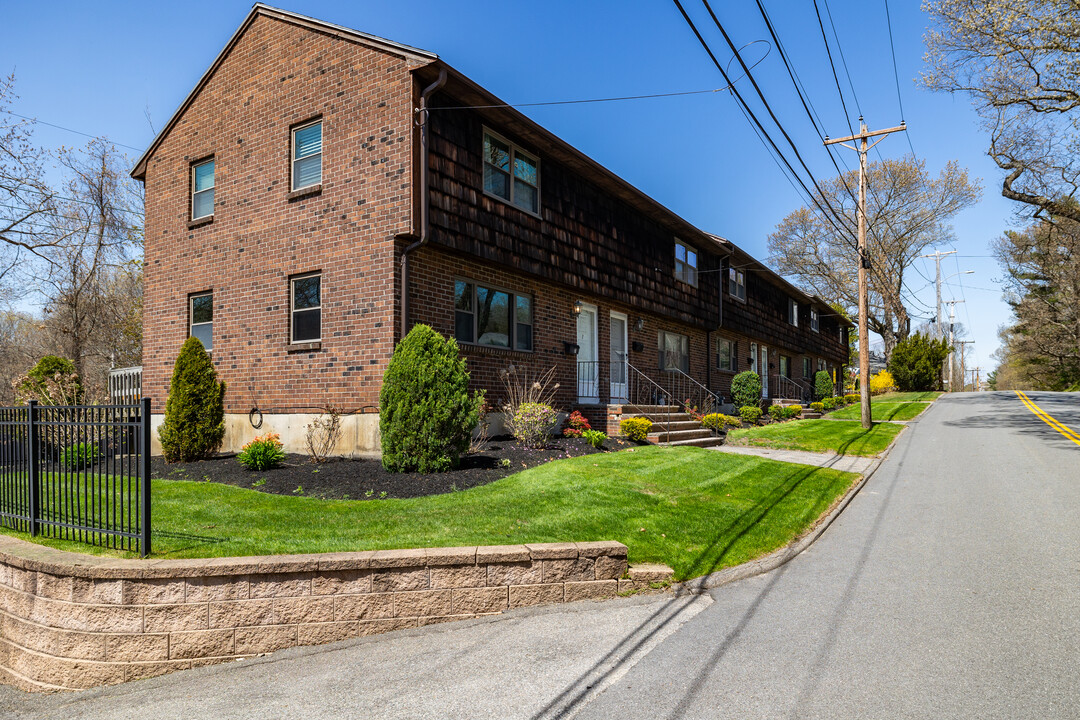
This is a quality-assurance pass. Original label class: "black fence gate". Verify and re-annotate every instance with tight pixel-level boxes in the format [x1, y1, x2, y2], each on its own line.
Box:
[0, 398, 151, 556]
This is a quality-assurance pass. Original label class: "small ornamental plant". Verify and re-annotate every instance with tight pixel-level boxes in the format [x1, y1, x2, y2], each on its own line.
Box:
[844, 394, 860, 404]
[562, 410, 592, 438]
[511, 402, 558, 449]
[783, 405, 802, 420]
[582, 429, 607, 449]
[684, 401, 704, 422]
[768, 404, 785, 421]
[60, 442, 99, 470]
[810, 402, 825, 413]
[620, 417, 653, 442]
[237, 433, 286, 471]
[701, 413, 725, 431]
[822, 397, 840, 410]
[722, 414, 743, 429]
[739, 405, 762, 425]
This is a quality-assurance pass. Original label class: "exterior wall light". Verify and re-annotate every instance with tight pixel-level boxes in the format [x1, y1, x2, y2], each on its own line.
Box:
[573, 300, 582, 316]
[634, 317, 645, 331]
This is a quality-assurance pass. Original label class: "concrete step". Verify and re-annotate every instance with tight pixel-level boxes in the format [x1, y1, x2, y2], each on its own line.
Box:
[648, 428, 714, 443]
[801, 412, 822, 419]
[655, 435, 726, 448]
[624, 405, 682, 414]
[772, 398, 805, 406]
[626, 412, 694, 424]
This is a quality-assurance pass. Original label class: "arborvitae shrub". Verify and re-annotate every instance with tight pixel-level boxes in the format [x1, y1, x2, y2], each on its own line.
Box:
[815, 370, 834, 400]
[158, 337, 226, 462]
[730, 371, 762, 409]
[380, 324, 481, 473]
[888, 333, 951, 391]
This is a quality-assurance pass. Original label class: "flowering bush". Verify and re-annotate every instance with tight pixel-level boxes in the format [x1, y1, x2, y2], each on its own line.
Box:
[510, 402, 557, 449]
[620, 417, 653, 442]
[562, 410, 592, 438]
[582, 429, 607, 449]
[684, 401, 704, 422]
[869, 370, 896, 395]
[809, 402, 825, 413]
[237, 433, 286, 471]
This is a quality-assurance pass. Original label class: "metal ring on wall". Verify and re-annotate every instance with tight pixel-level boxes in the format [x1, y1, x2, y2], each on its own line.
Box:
[249, 408, 263, 429]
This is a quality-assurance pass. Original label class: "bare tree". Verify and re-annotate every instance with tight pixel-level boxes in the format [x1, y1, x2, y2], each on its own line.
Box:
[924, 0, 1080, 221]
[768, 157, 980, 358]
[36, 139, 143, 395]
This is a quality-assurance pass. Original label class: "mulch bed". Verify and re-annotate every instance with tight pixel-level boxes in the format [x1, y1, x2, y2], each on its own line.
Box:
[150, 435, 624, 500]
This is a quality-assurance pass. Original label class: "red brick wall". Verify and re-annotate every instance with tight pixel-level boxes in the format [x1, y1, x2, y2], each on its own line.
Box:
[141, 14, 417, 414]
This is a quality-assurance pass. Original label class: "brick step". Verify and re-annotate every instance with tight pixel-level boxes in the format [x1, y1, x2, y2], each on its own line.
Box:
[624, 405, 682, 414]
[656, 435, 726, 448]
[648, 428, 714, 443]
[801, 412, 822, 419]
[772, 398, 805, 406]
[643, 420, 702, 433]
[626, 412, 694, 424]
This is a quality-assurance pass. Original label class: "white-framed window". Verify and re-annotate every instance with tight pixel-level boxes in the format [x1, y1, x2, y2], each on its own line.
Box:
[675, 240, 698, 287]
[811, 308, 820, 332]
[716, 337, 735, 372]
[729, 267, 746, 301]
[191, 159, 214, 220]
[189, 292, 213, 351]
[482, 130, 539, 214]
[788, 298, 799, 327]
[658, 331, 689, 373]
[454, 279, 533, 351]
[291, 120, 323, 191]
[290, 272, 322, 343]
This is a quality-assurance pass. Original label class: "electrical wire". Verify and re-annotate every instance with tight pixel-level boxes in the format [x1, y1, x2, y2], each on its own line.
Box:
[820, 0, 862, 118]
[0, 109, 143, 152]
[882, 0, 918, 158]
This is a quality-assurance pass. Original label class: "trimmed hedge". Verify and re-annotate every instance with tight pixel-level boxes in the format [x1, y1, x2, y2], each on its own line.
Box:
[731, 371, 762, 409]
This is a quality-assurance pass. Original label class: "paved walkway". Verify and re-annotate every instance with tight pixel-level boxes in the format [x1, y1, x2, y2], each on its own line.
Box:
[708, 444, 878, 474]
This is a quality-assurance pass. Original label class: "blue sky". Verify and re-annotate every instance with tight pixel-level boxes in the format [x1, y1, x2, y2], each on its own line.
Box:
[1, 0, 1015, 376]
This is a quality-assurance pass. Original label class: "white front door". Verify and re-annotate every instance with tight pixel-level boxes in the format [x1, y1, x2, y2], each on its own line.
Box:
[576, 303, 599, 402]
[760, 345, 769, 397]
[609, 311, 628, 402]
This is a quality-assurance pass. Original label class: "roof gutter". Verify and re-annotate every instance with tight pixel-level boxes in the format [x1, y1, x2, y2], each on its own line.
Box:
[400, 67, 447, 340]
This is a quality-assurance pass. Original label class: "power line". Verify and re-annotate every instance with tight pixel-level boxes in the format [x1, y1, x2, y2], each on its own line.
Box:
[0, 109, 143, 152]
[430, 84, 763, 112]
[812, 0, 856, 138]
[13, 187, 144, 217]
[820, 0, 863, 117]
[882, 0, 918, 158]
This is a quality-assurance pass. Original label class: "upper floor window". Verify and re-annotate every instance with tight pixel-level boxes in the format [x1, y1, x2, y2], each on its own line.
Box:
[811, 308, 820, 332]
[788, 298, 799, 327]
[716, 337, 735, 372]
[189, 292, 213, 351]
[483, 131, 539, 214]
[291, 272, 322, 343]
[729, 267, 746, 301]
[674, 240, 698, 287]
[192, 159, 214, 220]
[658, 331, 689, 373]
[454, 279, 533, 351]
[292, 120, 323, 191]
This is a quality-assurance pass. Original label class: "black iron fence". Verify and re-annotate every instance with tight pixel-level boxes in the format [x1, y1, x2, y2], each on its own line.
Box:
[0, 398, 151, 556]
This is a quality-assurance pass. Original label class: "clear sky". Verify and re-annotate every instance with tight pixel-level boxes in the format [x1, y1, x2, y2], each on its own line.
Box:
[1, 0, 1015, 377]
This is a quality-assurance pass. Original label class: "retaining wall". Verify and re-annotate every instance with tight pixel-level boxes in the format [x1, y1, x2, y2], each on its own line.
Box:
[0, 537, 638, 692]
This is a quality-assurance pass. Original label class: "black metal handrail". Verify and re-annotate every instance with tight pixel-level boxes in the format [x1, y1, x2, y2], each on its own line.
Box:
[666, 367, 724, 417]
[0, 399, 151, 556]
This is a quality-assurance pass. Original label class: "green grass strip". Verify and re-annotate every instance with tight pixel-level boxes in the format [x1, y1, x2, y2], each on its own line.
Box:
[828, 402, 929, 422]
[0, 446, 857, 581]
[727, 419, 903, 457]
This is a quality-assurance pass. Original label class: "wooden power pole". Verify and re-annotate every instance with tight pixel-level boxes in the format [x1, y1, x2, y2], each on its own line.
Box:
[825, 119, 907, 429]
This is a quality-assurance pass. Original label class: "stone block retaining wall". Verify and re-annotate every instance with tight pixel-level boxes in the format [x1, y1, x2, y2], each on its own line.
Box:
[0, 537, 639, 692]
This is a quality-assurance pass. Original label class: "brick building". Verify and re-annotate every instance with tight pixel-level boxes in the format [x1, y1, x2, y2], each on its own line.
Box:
[132, 5, 849, 456]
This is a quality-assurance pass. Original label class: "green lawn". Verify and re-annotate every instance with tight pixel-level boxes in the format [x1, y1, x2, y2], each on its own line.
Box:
[828, 401, 930, 422]
[727, 419, 904, 457]
[876, 391, 942, 402]
[0, 446, 857, 581]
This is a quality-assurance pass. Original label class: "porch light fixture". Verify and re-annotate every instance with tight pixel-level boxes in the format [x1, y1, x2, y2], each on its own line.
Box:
[634, 317, 645, 331]
[573, 300, 582, 316]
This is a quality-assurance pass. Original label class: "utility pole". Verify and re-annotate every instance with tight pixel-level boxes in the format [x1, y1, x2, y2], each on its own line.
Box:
[825, 119, 908, 429]
[919, 250, 957, 337]
[958, 340, 974, 391]
[944, 299, 965, 391]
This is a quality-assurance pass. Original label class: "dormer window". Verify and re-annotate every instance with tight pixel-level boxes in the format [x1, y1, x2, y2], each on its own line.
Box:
[674, 240, 697, 287]
[483, 130, 539, 214]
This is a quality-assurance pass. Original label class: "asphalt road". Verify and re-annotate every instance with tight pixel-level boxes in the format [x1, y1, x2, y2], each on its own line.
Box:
[4, 391, 1079, 719]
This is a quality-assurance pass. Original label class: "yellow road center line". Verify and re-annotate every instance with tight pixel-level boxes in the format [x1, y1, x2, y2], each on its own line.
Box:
[1015, 391, 1080, 446]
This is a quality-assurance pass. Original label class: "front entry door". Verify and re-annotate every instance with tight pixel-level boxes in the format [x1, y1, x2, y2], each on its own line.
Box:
[609, 312, 628, 402]
[576, 303, 599, 402]
[760, 345, 769, 398]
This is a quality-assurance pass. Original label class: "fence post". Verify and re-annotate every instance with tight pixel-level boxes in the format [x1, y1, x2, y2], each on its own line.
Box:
[27, 400, 39, 537]
[140, 397, 151, 557]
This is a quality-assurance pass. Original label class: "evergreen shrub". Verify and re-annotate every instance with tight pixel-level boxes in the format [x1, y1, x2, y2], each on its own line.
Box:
[888, 333, 951, 391]
[739, 405, 762, 424]
[158, 337, 226, 463]
[815, 370, 834, 400]
[380, 325, 482, 473]
[620, 417, 652, 442]
[730, 371, 762, 409]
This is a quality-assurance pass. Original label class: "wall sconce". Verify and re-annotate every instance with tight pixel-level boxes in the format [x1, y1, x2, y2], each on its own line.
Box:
[632, 341, 644, 352]
[634, 317, 645, 331]
[563, 341, 580, 356]
[572, 300, 582, 316]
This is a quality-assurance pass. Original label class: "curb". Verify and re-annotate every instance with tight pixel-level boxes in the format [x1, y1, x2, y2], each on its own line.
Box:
[672, 422, 908, 595]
